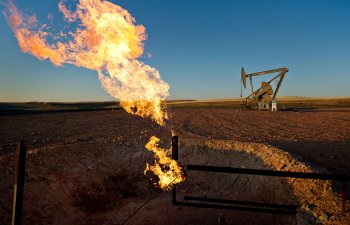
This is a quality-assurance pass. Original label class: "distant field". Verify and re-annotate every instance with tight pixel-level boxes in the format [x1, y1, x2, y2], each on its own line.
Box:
[167, 97, 350, 109]
[0, 101, 121, 115]
[0, 97, 349, 115]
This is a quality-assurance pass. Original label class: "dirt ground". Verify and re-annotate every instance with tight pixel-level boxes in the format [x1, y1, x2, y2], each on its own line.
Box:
[170, 108, 350, 174]
[0, 108, 350, 224]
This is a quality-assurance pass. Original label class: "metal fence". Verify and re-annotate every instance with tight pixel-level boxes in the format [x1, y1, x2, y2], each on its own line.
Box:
[171, 136, 349, 215]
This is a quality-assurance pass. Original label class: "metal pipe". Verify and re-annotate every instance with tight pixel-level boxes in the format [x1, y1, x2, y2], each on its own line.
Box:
[184, 196, 298, 210]
[174, 201, 296, 215]
[171, 136, 178, 160]
[186, 165, 350, 181]
[12, 140, 27, 225]
[172, 135, 178, 204]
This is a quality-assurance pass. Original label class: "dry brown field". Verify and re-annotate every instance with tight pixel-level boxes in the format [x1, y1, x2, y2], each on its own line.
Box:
[0, 101, 349, 224]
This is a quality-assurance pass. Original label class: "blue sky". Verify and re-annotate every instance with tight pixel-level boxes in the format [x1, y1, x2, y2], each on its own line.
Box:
[1, 0, 350, 102]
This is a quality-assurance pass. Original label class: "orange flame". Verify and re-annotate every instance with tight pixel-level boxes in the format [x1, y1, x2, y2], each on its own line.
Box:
[3, 0, 184, 190]
[144, 136, 185, 190]
[3, 0, 168, 125]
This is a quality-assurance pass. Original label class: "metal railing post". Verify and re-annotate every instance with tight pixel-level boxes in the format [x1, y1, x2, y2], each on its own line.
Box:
[171, 135, 178, 205]
[12, 140, 27, 225]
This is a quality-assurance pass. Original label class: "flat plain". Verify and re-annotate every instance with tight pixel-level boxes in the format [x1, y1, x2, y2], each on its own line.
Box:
[0, 98, 350, 224]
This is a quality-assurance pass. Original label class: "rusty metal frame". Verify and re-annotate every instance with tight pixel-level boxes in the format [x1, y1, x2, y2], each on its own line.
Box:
[171, 136, 349, 215]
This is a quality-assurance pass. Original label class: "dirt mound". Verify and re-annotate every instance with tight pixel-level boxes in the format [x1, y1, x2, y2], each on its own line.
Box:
[179, 139, 349, 225]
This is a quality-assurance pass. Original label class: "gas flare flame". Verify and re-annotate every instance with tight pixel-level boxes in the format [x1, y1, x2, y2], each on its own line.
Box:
[144, 136, 185, 190]
[3, 0, 168, 125]
[3, 0, 184, 190]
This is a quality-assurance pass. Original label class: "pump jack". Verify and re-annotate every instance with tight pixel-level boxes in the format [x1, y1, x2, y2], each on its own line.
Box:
[241, 67, 288, 111]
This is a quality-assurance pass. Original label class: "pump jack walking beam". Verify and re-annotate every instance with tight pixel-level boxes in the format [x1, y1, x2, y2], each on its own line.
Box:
[243, 67, 288, 79]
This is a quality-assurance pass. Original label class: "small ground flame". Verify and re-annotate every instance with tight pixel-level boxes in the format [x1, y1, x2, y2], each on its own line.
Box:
[144, 136, 185, 190]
